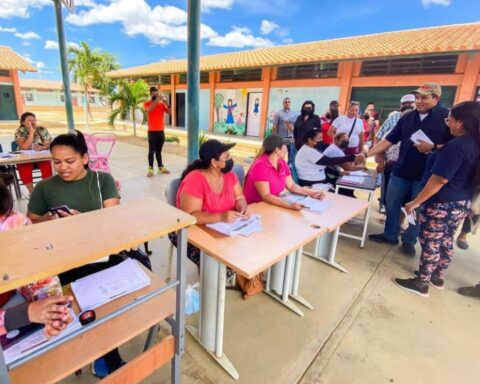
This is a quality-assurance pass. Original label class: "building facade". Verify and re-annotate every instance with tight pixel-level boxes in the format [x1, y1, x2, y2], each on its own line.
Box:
[0, 46, 36, 121]
[108, 23, 480, 138]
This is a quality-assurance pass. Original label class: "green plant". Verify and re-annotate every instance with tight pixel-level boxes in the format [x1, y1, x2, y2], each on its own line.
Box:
[68, 41, 120, 123]
[165, 135, 180, 144]
[108, 79, 149, 137]
[198, 130, 208, 146]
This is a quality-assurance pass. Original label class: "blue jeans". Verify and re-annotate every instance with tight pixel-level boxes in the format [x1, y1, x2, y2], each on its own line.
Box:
[384, 173, 422, 244]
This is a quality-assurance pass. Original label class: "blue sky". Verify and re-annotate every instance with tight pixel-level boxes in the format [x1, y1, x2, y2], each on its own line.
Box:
[0, 0, 479, 81]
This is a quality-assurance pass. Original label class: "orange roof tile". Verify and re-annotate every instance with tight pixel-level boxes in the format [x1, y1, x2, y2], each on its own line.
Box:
[107, 23, 480, 79]
[0, 46, 37, 72]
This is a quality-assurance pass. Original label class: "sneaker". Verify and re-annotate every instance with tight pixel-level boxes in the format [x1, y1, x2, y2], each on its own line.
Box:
[394, 277, 429, 297]
[158, 166, 170, 175]
[401, 242, 416, 257]
[379, 204, 386, 214]
[458, 283, 480, 298]
[146, 167, 154, 177]
[413, 271, 444, 290]
[456, 239, 469, 250]
[368, 233, 399, 245]
[226, 271, 237, 289]
[91, 358, 109, 379]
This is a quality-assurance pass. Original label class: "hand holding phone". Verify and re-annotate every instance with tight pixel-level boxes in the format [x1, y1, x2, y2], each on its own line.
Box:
[48, 205, 72, 216]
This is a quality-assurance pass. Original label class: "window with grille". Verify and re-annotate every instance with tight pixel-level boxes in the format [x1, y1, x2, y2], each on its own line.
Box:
[220, 68, 262, 82]
[276, 62, 339, 80]
[160, 75, 171, 84]
[0, 70, 9, 77]
[178, 72, 209, 84]
[24, 92, 34, 102]
[360, 55, 458, 76]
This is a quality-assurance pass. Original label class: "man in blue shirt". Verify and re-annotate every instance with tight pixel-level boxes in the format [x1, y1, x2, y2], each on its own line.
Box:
[366, 83, 451, 256]
[272, 97, 298, 163]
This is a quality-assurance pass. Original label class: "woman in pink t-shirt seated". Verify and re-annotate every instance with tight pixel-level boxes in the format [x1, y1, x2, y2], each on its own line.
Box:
[174, 139, 249, 267]
[244, 134, 325, 210]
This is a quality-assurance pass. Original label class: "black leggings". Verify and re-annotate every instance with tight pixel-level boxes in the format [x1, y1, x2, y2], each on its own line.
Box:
[147, 131, 165, 168]
[461, 214, 479, 234]
[59, 256, 125, 371]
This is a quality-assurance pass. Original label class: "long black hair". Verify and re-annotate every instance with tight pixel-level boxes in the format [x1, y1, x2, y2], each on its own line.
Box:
[300, 100, 315, 115]
[0, 173, 14, 218]
[450, 101, 480, 186]
[181, 158, 217, 180]
[50, 130, 89, 169]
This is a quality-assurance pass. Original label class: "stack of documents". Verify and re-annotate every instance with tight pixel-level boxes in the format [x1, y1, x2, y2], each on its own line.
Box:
[21, 149, 51, 155]
[282, 193, 333, 215]
[0, 153, 17, 159]
[410, 129, 433, 145]
[206, 215, 262, 237]
[71, 259, 151, 311]
[340, 170, 370, 185]
[3, 309, 81, 365]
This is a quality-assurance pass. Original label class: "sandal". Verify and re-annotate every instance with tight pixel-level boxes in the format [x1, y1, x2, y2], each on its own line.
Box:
[456, 239, 469, 250]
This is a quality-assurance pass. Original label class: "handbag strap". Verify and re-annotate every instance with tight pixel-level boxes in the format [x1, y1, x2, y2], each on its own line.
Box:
[96, 171, 103, 209]
[348, 118, 357, 139]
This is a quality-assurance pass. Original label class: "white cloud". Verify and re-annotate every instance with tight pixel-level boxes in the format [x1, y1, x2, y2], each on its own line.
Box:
[44, 39, 80, 50]
[421, 0, 451, 6]
[22, 54, 45, 71]
[0, 26, 16, 32]
[282, 38, 294, 45]
[260, 20, 279, 35]
[14, 31, 40, 39]
[0, 0, 51, 19]
[36, 61, 45, 69]
[66, 0, 265, 48]
[75, 0, 97, 6]
[202, 0, 236, 10]
[207, 26, 274, 48]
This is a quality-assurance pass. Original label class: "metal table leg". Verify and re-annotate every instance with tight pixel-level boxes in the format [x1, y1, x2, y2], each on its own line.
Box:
[303, 228, 347, 273]
[186, 251, 239, 380]
[360, 191, 373, 248]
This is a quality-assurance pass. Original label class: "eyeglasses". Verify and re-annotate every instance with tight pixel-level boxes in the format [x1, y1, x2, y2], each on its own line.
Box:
[444, 118, 450, 125]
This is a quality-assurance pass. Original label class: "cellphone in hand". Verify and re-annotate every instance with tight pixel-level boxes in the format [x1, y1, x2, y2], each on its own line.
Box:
[49, 205, 72, 215]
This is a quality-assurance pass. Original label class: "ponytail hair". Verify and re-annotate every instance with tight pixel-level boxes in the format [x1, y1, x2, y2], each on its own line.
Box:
[450, 101, 480, 186]
[50, 130, 89, 169]
[181, 158, 213, 180]
[300, 128, 320, 147]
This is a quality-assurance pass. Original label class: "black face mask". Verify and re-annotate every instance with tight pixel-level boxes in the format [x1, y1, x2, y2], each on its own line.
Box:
[221, 158, 234, 174]
[302, 108, 313, 116]
[151, 95, 157, 101]
[339, 141, 349, 149]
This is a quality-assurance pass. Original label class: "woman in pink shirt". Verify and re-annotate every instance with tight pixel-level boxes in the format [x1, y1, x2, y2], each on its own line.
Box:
[244, 134, 325, 210]
[174, 139, 249, 267]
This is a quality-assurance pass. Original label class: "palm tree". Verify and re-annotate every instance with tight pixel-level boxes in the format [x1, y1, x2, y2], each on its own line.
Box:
[67, 41, 119, 125]
[108, 80, 149, 137]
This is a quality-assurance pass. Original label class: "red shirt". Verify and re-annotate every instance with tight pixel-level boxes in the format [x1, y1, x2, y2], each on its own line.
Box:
[321, 121, 333, 145]
[144, 101, 168, 131]
[243, 154, 291, 204]
[176, 170, 238, 213]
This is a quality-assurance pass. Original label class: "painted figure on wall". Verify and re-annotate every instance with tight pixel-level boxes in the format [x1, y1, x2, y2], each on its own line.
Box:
[214, 93, 225, 123]
[253, 98, 260, 115]
[223, 99, 237, 124]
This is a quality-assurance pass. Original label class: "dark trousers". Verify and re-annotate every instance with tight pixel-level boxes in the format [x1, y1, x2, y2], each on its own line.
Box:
[380, 161, 395, 207]
[147, 131, 166, 168]
[461, 214, 479, 234]
[298, 178, 328, 187]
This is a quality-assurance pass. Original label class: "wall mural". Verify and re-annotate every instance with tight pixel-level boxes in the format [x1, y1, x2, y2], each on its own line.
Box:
[214, 88, 261, 135]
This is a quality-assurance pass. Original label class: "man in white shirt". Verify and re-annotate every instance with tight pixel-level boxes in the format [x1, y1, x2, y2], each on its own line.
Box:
[328, 101, 364, 155]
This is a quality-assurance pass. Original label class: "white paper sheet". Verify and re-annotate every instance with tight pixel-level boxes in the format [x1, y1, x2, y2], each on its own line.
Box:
[3, 309, 81, 365]
[338, 175, 363, 185]
[410, 129, 434, 145]
[71, 259, 151, 311]
[0, 153, 18, 159]
[281, 194, 332, 215]
[21, 149, 51, 155]
[206, 215, 262, 237]
[401, 207, 416, 225]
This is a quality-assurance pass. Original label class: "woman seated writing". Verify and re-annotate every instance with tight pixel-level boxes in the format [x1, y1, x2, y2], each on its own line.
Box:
[14, 112, 53, 194]
[26, 130, 123, 378]
[243, 134, 325, 210]
[1, 174, 72, 338]
[295, 129, 365, 188]
[175, 139, 249, 268]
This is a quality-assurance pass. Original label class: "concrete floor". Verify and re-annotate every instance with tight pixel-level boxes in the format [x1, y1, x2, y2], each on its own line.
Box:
[2, 134, 480, 384]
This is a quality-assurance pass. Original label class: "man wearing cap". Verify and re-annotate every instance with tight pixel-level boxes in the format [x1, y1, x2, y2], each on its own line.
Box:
[366, 83, 451, 256]
[144, 87, 170, 177]
[272, 97, 298, 164]
[375, 94, 416, 213]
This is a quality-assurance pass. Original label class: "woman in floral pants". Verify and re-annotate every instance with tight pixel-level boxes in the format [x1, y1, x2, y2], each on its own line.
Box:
[396, 101, 480, 297]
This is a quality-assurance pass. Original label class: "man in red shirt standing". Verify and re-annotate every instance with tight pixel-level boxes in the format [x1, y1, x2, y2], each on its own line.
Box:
[144, 87, 170, 176]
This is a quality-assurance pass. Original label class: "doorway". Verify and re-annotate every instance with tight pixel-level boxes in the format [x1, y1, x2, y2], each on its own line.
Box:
[0, 85, 18, 120]
[175, 92, 186, 128]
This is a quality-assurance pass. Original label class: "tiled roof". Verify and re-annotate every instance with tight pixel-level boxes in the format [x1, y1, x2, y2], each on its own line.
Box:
[19, 78, 98, 92]
[0, 46, 37, 72]
[107, 23, 480, 79]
